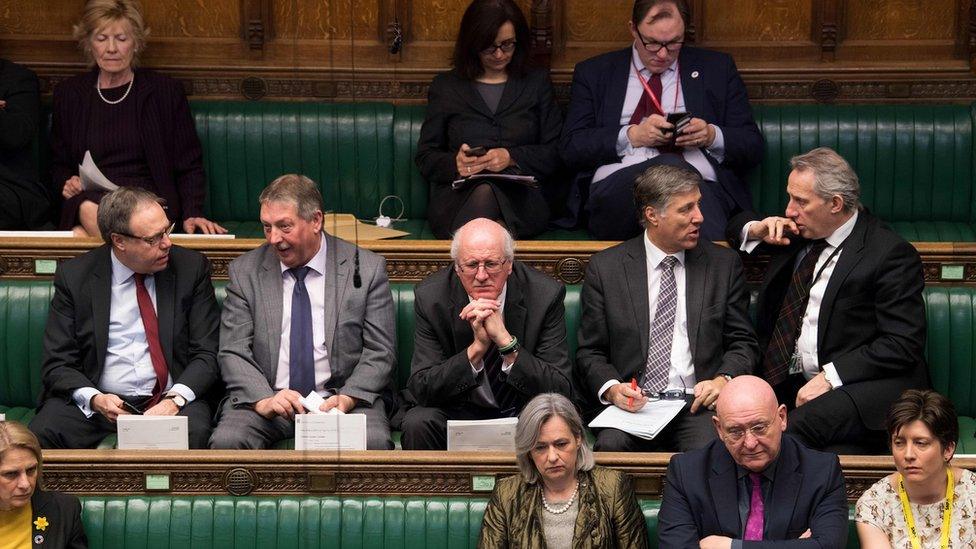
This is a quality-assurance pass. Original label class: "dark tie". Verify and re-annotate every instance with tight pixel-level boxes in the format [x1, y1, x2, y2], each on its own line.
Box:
[744, 473, 764, 540]
[133, 274, 168, 406]
[762, 240, 829, 386]
[641, 255, 678, 393]
[288, 266, 315, 396]
[483, 344, 519, 416]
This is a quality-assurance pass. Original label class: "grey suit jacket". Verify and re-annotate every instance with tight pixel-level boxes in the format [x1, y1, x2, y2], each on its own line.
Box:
[576, 235, 758, 410]
[219, 234, 396, 410]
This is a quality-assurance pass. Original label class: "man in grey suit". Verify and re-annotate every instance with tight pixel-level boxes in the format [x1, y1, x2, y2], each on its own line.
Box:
[576, 162, 758, 452]
[209, 174, 396, 449]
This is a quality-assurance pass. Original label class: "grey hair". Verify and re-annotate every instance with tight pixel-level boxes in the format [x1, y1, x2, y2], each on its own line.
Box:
[97, 186, 164, 243]
[258, 174, 323, 221]
[790, 147, 861, 213]
[633, 164, 702, 226]
[449, 218, 516, 261]
[515, 393, 595, 484]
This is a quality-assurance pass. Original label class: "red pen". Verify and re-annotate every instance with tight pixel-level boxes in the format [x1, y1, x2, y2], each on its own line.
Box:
[627, 378, 637, 408]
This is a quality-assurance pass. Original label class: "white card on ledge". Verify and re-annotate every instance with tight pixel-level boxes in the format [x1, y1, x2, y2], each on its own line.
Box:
[117, 415, 188, 449]
[294, 413, 366, 450]
[447, 417, 518, 452]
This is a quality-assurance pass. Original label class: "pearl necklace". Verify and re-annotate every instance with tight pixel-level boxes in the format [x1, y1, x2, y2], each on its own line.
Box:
[96, 74, 134, 105]
[541, 482, 579, 515]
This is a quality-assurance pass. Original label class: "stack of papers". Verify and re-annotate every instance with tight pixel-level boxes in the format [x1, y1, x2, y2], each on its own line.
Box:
[451, 173, 538, 191]
[447, 417, 518, 452]
[588, 399, 686, 440]
[117, 415, 189, 449]
[79, 151, 119, 192]
[295, 414, 367, 450]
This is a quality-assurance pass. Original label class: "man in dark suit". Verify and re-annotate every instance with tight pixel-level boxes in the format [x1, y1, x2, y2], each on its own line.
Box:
[29, 187, 220, 449]
[560, 0, 762, 241]
[658, 375, 848, 548]
[400, 218, 573, 450]
[728, 147, 928, 452]
[0, 58, 50, 229]
[576, 163, 757, 452]
[208, 174, 395, 450]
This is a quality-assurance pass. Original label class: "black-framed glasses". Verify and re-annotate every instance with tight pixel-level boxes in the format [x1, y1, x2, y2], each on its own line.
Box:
[117, 222, 175, 247]
[724, 422, 772, 442]
[456, 259, 509, 274]
[643, 388, 687, 402]
[480, 39, 517, 56]
[636, 32, 683, 54]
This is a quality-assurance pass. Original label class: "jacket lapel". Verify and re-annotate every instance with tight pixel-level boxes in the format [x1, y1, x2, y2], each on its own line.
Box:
[449, 272, 474, 353]
[91, 247, 112, 372]
[677, 49, 705, 119]
[766, 437, 803, 539]
[684, 244, 706, 361]
[623, 237, 650, 357]
[322, 235, 349, 358]
[258, 246, 284, 376]
[457, 78, 495, 119]
[503, 270, 527, 345]
[817, 213, 867, 351]
[708, 444, 742, 536]
[154, 265, 176, 373]
[606, 50, 633, 128]
[494, 73, 526, 117]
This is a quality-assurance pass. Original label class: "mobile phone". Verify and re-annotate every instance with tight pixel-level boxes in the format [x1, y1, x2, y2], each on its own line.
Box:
[121, 401, 143, 415]
[465, 146, 488, 157]
[666, 112, 692, 135]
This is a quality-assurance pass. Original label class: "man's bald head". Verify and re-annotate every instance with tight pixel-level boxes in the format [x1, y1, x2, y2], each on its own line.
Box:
[712, 376, 788, 472]
[450, 218, 515, 300]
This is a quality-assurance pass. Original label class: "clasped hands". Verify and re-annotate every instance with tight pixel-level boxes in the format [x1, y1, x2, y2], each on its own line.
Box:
[455, 144, 513, 177]
[461, 298, 513, 363]
[91, 393, 179, 422]
[627, 114, 714, 150]
[602, 375, 728, 413]
[254, 390, 356, 420]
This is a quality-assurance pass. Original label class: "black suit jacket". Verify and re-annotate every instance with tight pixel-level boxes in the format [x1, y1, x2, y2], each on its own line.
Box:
[658, 435, 849, 548]
[30, 489, 88, 549]
[415, 67, 563, 237]
[0, 58, 49, 229]
[576, 235, 758, 410]
[50, 68, 207, 223]
[39, 245, 220, 403]
[560, 46, 763, 222]
[405, 261, 572, 409]
[729, 209, 928, 430]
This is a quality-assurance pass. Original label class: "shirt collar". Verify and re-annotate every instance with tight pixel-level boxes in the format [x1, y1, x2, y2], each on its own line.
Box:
[630, 45, 678, 76]
[825, 210, 858, 248]
[279, 232, 328, 276]
[110, 249, 138, 285]
[643, 231, 686, 268]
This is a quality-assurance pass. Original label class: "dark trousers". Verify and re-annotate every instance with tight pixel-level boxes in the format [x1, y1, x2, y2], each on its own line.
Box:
[400, 404, 508, 450]
[587, 156, 734, 241]
[593, 397, 717, 452]
[778, 375, 887, 454]
[29, 396, 213, 449]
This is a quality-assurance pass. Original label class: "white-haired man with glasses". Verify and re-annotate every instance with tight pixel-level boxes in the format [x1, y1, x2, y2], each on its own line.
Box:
[400, 218, 573, 450]
[658, 375, 848, 548]
[560, 0, 762, 242]
[30, 186, 220, 448]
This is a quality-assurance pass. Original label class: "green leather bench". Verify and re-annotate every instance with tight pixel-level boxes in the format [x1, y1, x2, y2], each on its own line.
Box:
[75, 496, 861, 549]
[2, 278, 974, 451]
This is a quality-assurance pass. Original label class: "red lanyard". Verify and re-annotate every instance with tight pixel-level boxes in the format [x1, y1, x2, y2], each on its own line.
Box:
[631, 57, 681, 115]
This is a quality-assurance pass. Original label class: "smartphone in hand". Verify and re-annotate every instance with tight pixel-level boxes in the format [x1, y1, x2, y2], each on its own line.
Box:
[666, 112, 692, 135]
[121, 401, 143, 415]
[465, 146, 488, 157]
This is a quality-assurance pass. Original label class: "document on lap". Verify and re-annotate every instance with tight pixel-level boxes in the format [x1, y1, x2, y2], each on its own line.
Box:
[588, 400, 685, 440]
[447, 417, 518, 452]
[294, 414, 366, 450]
[451, 173, 538, 191]
[117, 415, 189, 450]
[79, 150, 119, 192]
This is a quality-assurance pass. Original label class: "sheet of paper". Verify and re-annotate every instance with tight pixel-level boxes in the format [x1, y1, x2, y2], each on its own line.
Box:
[78, 151, 119, 193]
[322, 213, 409, 240]
[0, 413, 5, 421]
[447, 417, 518, 452]
[299, 391, 345, 415]
[587, 399, 686, 441]
[116, 415, 189, 449]
[294, 413, 366, 450]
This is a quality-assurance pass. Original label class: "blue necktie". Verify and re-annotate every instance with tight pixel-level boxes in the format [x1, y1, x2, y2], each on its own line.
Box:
[288, 266, 315, 396]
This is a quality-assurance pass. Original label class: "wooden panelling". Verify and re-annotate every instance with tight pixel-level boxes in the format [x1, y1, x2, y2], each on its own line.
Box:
[845, 0, 957, 40]
[699, 0, 813, 42]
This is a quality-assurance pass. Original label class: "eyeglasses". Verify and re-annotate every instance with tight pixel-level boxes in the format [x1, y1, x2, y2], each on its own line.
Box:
[644, 388, 687, 402]
[724, 422, 772, 442]
[636, 32, 683, 54]
[480, 39, 517, 56]
[456, 259, 509, 274]
[117, 222, 175, 247]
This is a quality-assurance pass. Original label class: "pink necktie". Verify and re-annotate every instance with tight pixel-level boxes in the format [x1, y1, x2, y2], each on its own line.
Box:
[744, 472, 764, 540]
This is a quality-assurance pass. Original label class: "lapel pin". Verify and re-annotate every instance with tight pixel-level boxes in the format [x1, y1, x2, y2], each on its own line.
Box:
[34, 535, 44, 544]
[691, 71, 700, 79]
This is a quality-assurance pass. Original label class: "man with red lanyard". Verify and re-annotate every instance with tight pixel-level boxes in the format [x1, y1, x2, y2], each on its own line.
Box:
[560, 0, 763, 241]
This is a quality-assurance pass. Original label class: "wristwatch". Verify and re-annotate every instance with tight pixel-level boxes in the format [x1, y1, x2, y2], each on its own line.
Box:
[163, 392, 187, 409]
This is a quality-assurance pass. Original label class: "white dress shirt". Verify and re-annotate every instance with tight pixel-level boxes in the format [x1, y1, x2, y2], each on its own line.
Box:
[72, 251, 195, 417]
[598, 233, 697, 401]
[741, 211, 859, 387]
[275, 233, 333, 395]
[592, 46, 725, 185]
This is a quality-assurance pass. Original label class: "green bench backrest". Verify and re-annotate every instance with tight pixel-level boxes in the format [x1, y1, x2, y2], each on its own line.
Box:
[2, 280, 974, 417]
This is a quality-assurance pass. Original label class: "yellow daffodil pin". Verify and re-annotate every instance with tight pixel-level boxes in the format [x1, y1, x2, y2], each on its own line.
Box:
[33, 516, 49, 531]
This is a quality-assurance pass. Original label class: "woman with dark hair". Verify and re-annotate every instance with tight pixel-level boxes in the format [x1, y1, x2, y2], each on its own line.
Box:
[855, 390, 976, 548]
[415, 0, 563, 239]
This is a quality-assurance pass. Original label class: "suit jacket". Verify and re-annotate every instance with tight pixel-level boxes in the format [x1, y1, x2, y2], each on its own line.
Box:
[39, 245, 220, 403]
[560, 46, 763, 222]
[30, 489, 88, 549]
[50, 68, 206, 222]
[415, 67, 563, 237]
[0, 58, 49, 229]
[659, 435, 848, 548]
[729, 209, 928, 430]
[219, 235, 396, 410]
[576, 235, 757, 410]
[405, 260, 572, 409]
[478, 466, 648, 549]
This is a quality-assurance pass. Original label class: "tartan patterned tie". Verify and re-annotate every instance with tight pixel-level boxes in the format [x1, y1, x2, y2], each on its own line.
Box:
[762, 240, 829, 386]
[642, 256, 678, 393]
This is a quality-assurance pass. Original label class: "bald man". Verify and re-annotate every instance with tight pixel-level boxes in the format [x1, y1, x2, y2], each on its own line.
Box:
[400, 218, 573, 450]
[658, 376, 848, 548]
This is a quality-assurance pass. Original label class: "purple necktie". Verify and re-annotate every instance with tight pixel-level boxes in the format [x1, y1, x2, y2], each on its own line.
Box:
[744, 472, 764, 541]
